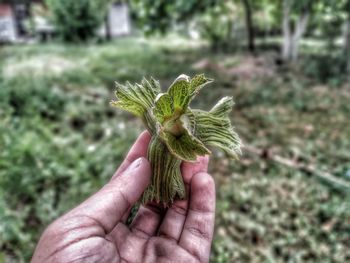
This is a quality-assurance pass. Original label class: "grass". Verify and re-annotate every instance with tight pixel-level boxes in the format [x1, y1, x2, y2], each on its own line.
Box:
[0, 36, 350, 262]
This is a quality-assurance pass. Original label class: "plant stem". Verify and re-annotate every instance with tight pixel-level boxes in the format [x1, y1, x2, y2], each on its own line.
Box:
[142, 136, 185, 206]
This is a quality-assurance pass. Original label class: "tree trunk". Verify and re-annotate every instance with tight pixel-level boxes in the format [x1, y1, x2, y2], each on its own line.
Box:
[345, 0, 350, 74]
[281, 0, 310, 62]
[345, 21, 350, 74]
[291, 10, 309, 61]
[282, 0, 291, 60]
[105, 10, 111, 41]
[242, 0, 255, 53]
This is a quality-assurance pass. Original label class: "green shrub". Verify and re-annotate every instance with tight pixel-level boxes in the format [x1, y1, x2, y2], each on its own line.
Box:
[45, 0, 108, 42]
[300, 54, 347, 86]
[196, 2, 237, 51]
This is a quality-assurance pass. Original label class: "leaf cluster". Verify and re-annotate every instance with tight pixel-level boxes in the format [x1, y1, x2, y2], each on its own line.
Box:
[45, 0, 109, 42]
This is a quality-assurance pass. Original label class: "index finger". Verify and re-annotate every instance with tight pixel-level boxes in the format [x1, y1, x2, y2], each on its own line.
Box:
[156, 155, 209, 242]
[112, 130, 151, 178]
[179, 172, 216, 262]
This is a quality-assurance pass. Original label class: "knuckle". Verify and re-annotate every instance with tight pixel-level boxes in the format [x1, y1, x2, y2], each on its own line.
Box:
[196, 173, 215, 190]
[118, 189, 133, 208]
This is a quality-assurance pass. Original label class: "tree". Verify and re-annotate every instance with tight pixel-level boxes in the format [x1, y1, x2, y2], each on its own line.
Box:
[130, 0, 217, 34]
[130, 0, 258, 52]
[45, 0, 109, 42]
[196, 1, 237, 51]
[281, 0, 312, 62]
[313, 0, 350, 75]
[241, 0, 255, 52]
[345, 0, 350, 74]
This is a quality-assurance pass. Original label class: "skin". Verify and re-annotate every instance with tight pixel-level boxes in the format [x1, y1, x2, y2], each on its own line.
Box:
[31, 131, 215, 263]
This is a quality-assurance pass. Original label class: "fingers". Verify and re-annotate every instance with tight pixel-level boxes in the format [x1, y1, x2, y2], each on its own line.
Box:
[70, 157, 151, 232]
[157, 199, 188, 241]
[117, 131, 151, 223]
[108, 203, 165, 263]
[143, 238, 196, 263]
[129, 204, 164, 238]
[157, 156, 209, 242]
[179, 172, 215, 262]
[113, 130, 151, 179]
[181, 155, 209, 184]
[121, 206, 132, 223]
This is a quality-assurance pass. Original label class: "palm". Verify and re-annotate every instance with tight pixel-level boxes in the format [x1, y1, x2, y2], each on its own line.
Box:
[31, 132, 215, 263]
[48, 200, 210, 262]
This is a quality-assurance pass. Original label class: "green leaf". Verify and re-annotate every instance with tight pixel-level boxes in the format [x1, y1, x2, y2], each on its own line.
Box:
[142, 77, 161, 96]
[153, 93, 174, 123]
[111, 79, 160, 117]
[210, 96, 234, 117]
[111, 83, 145, 116]
[193, 97, 241, 159]
[181, 109, 196, 134]
[168, 74, 190, 112]
[110, 99, 145, 116]
[160, 129, 211, 161]
[189, 74, 213, 97]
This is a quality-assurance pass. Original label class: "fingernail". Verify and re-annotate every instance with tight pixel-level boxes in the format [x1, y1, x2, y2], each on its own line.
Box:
[128, 157, 143, 171]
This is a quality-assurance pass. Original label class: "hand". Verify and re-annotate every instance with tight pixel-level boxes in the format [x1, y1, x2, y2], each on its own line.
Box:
[31, 131, 215, 263]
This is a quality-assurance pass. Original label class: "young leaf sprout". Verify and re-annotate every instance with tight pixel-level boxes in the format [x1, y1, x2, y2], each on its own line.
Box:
[111, 74, 241, 206]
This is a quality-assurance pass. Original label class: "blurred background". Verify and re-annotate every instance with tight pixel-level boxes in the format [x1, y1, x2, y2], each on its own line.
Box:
[1, 0, 350, 262]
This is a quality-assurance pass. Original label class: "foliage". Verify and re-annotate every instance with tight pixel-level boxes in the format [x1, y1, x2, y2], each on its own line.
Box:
[45, 0, 109, 42]
[310, 0, 348, 48]
[0, 76, 137, 260]
[195, 1, 238, 50]
[130, 0, 218, 34]
[129, 0, 350, 62]
[299, 53, 347, 86]
[1, 37, 350, 262]
[252, 0, 280, 34]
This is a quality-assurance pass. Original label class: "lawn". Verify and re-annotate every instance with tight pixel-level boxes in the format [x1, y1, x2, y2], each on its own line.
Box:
[0, 37, 350, 262]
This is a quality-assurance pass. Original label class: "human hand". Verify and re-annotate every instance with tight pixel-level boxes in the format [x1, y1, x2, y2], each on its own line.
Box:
[31, 131, 215, 263]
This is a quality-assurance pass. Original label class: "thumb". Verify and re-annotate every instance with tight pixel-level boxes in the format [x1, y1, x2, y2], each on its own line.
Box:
[70, 157, 151, 232]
